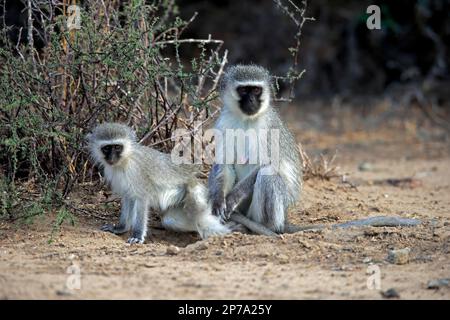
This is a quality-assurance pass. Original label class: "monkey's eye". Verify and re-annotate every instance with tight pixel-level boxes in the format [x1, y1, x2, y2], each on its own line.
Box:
[101, 145, 111, 154]
[112, 144, 123, 152]
[252, 87, 262, 95]
[237, 87, 248, 95]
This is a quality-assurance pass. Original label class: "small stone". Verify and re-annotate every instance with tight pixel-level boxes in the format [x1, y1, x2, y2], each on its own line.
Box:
[298, 239, 312, 249]
[143, 263, 157, 268]
[363, 257, 372, 264]
[358, 162, 373, 172]
[166, 245, 180, 255]
[56, 289, 72, 296]
[278, 254, 290, 264]
[387, 248, 410, 265]
[381, 288, 400, 298]
[427, 278, 449, 289]
[195, 242, 209, 250]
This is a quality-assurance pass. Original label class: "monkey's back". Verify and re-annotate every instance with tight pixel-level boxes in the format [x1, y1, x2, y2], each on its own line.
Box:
[268, 108, 303, 204]
[124, 145, 199, 196]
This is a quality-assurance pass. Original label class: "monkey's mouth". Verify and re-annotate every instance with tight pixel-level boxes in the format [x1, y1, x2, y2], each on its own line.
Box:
[239, 100, 261, 116]
[105, 158, 119, 165]
[240, 105, 260, 115]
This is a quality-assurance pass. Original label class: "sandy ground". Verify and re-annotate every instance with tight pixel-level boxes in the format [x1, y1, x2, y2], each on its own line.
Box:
[0, 104, 449, 299]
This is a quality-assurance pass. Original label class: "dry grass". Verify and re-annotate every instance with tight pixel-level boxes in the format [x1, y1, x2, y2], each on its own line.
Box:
[298, 144, 341, 180]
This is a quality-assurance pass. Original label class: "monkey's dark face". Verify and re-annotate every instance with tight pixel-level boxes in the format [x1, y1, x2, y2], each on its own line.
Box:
[236, 85, 263, 116]
[101, 144, 124, 165]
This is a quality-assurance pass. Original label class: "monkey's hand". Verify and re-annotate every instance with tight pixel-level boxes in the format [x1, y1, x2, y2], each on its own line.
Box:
[100, 223, 128, 235]
[212, 196, 228, 221]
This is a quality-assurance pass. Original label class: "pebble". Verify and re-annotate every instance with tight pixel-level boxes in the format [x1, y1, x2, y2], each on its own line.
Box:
[427, 278, 449, 289]
[195, 242, 209, 251]
[337, 264, 354, 271]
[358, 162, 373, 172]
[381, 288, 400, 298]
[363, 257, 372, 264]
[166, 245, 180, 255]
[278, 254, 290, 264]
[56, 289, 72, 296]
[387, 248, 410, 265]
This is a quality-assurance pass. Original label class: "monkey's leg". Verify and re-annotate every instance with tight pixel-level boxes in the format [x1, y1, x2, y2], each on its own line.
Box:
[161, 207, 197, 232]
[127, 199, 148, 244]
[186, 183, 230, 239]
[223, 168, 286, 236]
[224, 167, 259, 218]
[247, 172, 287, 233]
[101, 197, 136, 235]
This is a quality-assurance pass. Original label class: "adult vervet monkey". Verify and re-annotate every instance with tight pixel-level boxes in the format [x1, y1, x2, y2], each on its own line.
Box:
[208, 64, 302, 233]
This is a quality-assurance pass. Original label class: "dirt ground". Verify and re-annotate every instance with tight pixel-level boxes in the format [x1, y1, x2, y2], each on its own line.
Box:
[0, 103, 449, 299]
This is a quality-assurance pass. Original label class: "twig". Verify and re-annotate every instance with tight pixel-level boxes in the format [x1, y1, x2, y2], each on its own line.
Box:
[154, 38, 224, 46]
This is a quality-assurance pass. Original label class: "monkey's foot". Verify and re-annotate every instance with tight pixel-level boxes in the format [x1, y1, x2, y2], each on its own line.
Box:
[212, 200, 229, 221]
[198, 224, 231, 239]
[226, 221, 250, 234]
[100, 224, 128, 235]
[127, 237, 145, 244]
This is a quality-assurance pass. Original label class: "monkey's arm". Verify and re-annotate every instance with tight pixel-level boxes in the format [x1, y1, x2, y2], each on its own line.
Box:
[101, 197, 136, 234]
[224, 167, 259, 217]
[208, 164, 236, 218]
[127, 199, 149, 244]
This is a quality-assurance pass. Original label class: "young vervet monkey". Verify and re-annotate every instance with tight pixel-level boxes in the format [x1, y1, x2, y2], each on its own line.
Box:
[87, 123, 230, 244]
[208, 64, 302, 233]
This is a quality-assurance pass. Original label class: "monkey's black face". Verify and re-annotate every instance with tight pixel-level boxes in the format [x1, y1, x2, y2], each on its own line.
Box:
[236, 86, 263, 115]
[101, 144, 123, 165]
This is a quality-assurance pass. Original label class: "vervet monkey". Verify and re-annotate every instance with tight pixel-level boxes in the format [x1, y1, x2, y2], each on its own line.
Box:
[208, 64, 302, 234]
[208, 65, 422, 235]
[87, 123, 230, 244]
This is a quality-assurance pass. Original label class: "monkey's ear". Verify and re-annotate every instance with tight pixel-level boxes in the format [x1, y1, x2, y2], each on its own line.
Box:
[85, 133, 92, 143]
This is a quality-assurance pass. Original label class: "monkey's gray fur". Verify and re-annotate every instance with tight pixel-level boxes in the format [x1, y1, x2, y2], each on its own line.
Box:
[208, 64, 302, 233]
[87, 123, 230, 244]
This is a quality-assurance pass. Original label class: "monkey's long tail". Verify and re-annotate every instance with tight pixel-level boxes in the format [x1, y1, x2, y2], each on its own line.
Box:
[284, 216, 421, 233]
[231, 213, 422, 236]
[229, 212, 279, 236]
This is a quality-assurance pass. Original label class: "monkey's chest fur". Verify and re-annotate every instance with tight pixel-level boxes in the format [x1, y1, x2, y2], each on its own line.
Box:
[216, 112, 274, 181]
